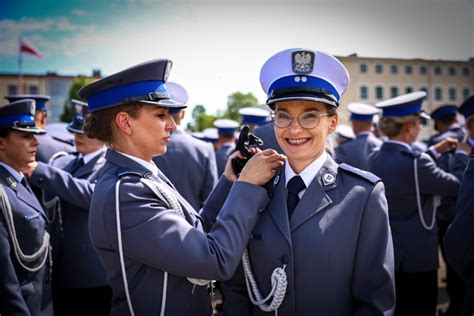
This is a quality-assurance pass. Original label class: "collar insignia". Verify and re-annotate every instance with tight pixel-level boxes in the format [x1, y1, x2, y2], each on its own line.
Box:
[322, 171, 336, 186]
[6, 176, 17, 189]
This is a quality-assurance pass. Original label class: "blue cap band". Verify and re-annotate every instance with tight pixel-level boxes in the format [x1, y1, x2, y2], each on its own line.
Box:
[0, 114, 35, 128]
[268, 76, 340, 101]
[242, 116, 268, 124]
[168, 107, 182, 115]
[217, 127, 237, 135]
[350, 113, 374, 121]
[35, 101, 47, 111]
[382, 102, 423, 117]
[431, 106, 457, 120]
[88, 80, 167, 111]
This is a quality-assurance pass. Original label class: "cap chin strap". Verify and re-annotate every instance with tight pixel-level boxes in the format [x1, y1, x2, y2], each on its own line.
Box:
[114, 177, 209, 316]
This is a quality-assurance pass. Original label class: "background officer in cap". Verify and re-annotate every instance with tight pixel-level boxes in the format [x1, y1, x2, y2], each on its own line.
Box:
[25, 100, 111, 315]
[153, 82, 218, 211]
[428, 104, 469, 316]
[238, 106, 270, 133]
[0, 99, 52, 315]
[368, 91, 465, 316]
[335, 102, 382, 170]
[444, 156, 474, 316]
[214, 118, 239, 175]
[222, 48, 395, 315]
[78, 58, 285, 316]
[203, 127, 220, 151]
[334, 123, 355, 146]
[459, 95, 474, 151]
[4, 94, 75, 163]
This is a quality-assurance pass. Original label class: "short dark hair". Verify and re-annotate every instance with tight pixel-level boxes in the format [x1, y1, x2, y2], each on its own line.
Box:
[0, 128, 12, 138]
[84, 103, 142, 145]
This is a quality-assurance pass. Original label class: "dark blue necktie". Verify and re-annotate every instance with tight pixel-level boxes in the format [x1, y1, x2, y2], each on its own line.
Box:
[71, 157, 84, 173]
[287, 176, 306, 217]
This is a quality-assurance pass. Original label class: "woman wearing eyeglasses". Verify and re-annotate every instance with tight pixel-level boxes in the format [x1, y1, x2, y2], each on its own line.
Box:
[221, 49, 395, 316]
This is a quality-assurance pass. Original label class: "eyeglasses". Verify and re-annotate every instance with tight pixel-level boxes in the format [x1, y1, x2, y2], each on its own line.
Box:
[271, 110, 333, 129]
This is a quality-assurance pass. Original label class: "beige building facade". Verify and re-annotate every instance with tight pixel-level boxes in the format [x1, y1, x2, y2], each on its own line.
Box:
[0, 71, 100, 123]
[337, 54, 474, 139]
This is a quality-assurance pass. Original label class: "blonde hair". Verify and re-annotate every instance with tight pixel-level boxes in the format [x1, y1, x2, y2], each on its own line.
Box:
[378, 115, 419, 138]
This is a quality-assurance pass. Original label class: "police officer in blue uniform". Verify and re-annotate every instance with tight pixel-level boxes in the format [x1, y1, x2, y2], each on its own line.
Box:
[203, 127, 219, 151]
[4, 94, 75, 163]
[153, 82, 218, 210]
[0, 99, 52, 315]
[25, 100, 111, 315]
[335, 102, 382, 170]
[222, 48, 395, 315]
[78, 58, 285, 316]
[368, 91, 464, 316]
[238, 106, 270, 133]
[428, 104, 467, 316]
[444, 157, 474, 316]
[214, 119, 239, 175]
[459, 96, 474, 151]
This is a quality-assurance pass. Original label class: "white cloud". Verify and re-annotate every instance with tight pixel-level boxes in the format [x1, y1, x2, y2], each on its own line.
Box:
[72, 9, 87, 17]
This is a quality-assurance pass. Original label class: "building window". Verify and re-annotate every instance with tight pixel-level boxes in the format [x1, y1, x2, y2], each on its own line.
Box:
[390, 64, 398, 74]
[390, 86, 399, 98]
[448, 87, 457, 101]
[359, 63, 368, 73]
[28, 85, 38, 94]
[463, 67, 470, 76]
[420, 86, 429, 100]
[7, 85, 17, 95]
[405, 86, 413, 94]
[434, 65, 442, 75]
[448, 67, 456, 76]
[434, 87, 443, 101]
[375, 64, 383, 74]
[405, 65, 413, 75]
[420, 65, 428, 75]
[375, 86, 384, 100]
[463, 88, 471, 100]
[360, 85, 369, 100]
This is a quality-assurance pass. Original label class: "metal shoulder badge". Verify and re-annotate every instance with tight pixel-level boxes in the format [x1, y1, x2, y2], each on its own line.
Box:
[292, 50, 315, 74]
[6, 176, 17, 189]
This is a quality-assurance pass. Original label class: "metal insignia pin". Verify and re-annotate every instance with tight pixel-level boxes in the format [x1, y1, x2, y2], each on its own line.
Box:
[6, 176, 17, 189]
[273, 175, 280, 188]
[292, 50, 315, 74]
[322, 172, 336, 186]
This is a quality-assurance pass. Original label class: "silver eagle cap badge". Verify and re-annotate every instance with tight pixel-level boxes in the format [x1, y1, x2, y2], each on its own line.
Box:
[292, 50, 315, 74]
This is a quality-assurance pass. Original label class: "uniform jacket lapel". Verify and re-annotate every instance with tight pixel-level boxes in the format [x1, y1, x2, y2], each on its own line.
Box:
[290, 155, 337, 231]
[73, 150, 106, 179]
[268, 171, 292, 245]
[0, 166, 45, 216]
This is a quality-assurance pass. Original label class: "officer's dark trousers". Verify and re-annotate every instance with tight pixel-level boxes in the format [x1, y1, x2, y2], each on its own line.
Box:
[395, 270, 438, 316]
[53, 285, 112, 316]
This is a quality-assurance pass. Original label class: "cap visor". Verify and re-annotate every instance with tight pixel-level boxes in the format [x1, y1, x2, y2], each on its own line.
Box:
[66, 125, 84, 134]
[12, 126, 46, 134]
[138, 98, 187, 109]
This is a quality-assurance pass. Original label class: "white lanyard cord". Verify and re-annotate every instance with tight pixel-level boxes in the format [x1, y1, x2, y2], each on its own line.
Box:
[0, 183, 50, 272]
[413, 158, 436, 231]
[242, 249, 287, 314]
[115, 178, 210, 316]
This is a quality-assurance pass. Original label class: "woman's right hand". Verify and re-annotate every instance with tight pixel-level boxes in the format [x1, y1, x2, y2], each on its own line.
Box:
[238, 149, 286, 186]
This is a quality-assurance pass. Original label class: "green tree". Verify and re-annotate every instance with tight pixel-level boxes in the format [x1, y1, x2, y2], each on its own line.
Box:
[60, 77, 94, 122]
[187, 104, 217, 131]
[223, 92, 259, 121]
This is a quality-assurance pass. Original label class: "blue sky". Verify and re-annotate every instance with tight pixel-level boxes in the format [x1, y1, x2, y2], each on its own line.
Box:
[1, 0, 473, 116]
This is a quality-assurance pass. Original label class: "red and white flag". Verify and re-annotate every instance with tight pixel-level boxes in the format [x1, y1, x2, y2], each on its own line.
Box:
[19, 37, 43, 59]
